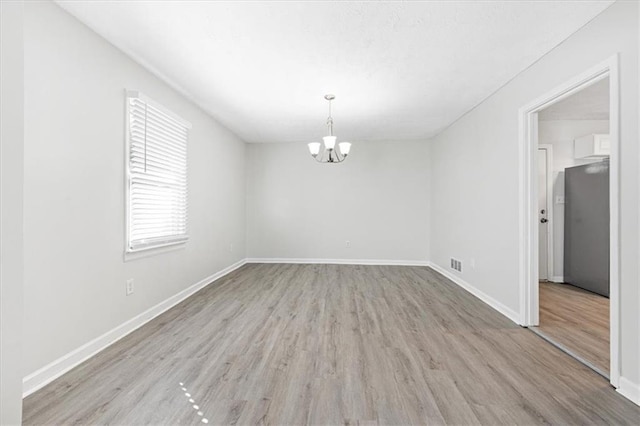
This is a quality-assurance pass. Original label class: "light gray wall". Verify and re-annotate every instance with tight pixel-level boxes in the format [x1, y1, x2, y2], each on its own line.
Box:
[538, 119, 609, 280]
[0, 2, 25, 423]
[15, 0, 640, 408]
[22, 1, 247, 376]
[246, 140, 430, 262]
[430, 1, 638, 389]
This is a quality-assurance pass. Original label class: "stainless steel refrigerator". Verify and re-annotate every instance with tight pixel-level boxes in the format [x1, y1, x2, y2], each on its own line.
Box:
[564, 161, 609, 297]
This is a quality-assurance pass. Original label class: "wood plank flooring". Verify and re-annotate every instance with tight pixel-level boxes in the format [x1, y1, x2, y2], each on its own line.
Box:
[23, 264, 639, 425]
[535, 281, 610, 375]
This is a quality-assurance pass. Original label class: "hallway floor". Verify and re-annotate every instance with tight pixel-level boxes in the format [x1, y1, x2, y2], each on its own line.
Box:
[535, 281, 609, 375]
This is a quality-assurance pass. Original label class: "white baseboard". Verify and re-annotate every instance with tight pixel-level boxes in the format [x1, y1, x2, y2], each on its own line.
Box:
[550, 276, 564, 283]
[245, 258, 430, 266]
[427, 262, 521, 325]
[22, 258, 247, 397]
[618, 376, 640, 406]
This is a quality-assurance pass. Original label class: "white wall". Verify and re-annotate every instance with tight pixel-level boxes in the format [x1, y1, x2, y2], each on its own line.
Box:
[538, 119, 609, 280]
[429, 0, 639, 391]
[23, 1, 246, 379]
[0, 2, 25, 423]
[246, 140, 430, 262]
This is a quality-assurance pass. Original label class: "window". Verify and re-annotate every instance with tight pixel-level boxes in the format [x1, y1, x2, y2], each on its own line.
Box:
[125, 90, 191, 253]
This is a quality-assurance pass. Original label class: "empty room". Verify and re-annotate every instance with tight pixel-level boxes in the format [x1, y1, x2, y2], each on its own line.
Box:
[1, 1, 640, 425]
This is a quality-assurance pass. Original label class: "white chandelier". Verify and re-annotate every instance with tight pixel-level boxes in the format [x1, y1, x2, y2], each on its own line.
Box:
[307, 94, 351, 163]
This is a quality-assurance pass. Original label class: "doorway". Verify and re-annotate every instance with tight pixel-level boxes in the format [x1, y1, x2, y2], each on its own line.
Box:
[518, 56, 620, 387]
[535, 78, 611, 377]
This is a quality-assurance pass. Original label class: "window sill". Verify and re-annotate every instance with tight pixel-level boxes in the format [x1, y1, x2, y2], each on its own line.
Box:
[124, 241, 186, 262]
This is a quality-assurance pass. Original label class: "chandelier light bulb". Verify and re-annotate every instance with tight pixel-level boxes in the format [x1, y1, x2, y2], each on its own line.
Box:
[323, 136, 337, 151]
[308, 142, 321, 157]
[339, 142, 351, 156]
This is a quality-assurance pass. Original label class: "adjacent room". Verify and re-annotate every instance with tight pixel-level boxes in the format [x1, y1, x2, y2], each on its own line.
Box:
[1, 1, 639, 425]
[533, 77, 612, 377]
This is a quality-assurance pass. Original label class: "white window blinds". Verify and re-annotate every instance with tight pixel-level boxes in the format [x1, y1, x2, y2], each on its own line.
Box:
[126, 91, 191, 252]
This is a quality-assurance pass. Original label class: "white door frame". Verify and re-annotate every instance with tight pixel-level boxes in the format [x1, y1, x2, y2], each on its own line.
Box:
[537, 144, 554, 282]
[518, 55, 620, 387]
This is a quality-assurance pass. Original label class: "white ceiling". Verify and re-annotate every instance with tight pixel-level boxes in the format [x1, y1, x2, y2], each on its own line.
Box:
[57, 1, 613, 143]
[539, 77, 609, 121]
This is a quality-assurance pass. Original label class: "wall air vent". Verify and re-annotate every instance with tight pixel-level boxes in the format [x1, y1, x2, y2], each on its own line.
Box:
[450, 258, 463, 272]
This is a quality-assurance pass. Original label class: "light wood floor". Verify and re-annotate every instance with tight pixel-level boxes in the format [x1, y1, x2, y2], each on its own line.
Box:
[24, 264, 639, 425]
[535, 281, 610, 375]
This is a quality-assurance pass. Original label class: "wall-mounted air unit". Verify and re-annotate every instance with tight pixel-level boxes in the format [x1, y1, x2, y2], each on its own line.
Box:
[574, 133, 610, 159]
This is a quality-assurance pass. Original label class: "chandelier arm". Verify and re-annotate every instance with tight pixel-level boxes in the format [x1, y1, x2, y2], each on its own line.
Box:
[318, 147, 329, 163]
[314, 148, 345, 164]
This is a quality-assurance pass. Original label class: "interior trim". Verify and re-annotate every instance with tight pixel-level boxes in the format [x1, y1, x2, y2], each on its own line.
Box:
[245, 258, 430, 266]
[428, 261, 521, 325]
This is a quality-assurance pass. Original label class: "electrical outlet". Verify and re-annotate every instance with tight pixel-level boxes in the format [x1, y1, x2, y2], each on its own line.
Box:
[126, 279, 134, 296]
[345, 240, 351, 248]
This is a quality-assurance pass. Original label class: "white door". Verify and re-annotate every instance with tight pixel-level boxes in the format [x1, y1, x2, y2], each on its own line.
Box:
[538, 149, 549, 281]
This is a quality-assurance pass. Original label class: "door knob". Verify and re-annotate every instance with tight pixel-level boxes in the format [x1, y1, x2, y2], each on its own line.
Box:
[540, 218, 548, 223]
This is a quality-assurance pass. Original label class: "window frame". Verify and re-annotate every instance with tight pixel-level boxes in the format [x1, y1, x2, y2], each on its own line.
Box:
[124, 90, 192, 258]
